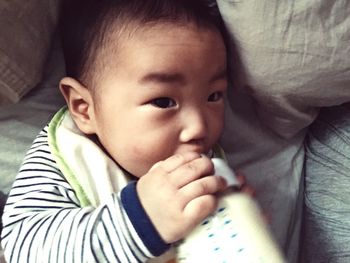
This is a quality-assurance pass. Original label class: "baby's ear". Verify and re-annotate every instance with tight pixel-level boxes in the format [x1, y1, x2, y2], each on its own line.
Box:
[59, 77, 96, 134]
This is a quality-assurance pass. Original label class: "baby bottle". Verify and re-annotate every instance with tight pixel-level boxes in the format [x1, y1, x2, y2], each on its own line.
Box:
[175, 158, 286, 263]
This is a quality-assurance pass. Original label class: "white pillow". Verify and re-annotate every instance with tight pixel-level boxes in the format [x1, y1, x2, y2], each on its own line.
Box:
[218, 0, 350, 138]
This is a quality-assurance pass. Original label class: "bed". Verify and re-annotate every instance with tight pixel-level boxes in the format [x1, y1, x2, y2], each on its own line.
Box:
[1, 1, 350, 262]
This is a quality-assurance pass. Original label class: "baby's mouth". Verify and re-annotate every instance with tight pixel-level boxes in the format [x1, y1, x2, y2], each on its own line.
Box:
[202, 149, 214, 158]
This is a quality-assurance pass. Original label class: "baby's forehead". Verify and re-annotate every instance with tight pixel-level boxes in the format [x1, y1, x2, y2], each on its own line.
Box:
[108, 22, 219, 56]
[88, 20, 224, 84]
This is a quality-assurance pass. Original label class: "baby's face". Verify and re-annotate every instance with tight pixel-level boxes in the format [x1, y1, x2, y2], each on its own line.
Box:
[91, 23, 227, 177]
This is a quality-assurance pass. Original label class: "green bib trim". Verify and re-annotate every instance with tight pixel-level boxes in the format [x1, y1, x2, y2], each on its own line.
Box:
[48, 106, 91, 207]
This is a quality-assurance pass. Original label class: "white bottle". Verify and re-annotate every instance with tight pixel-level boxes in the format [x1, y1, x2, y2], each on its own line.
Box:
[175, 158, 286, 263]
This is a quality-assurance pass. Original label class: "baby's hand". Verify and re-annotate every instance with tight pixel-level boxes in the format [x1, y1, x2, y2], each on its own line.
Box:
[136, 152, 227, 244]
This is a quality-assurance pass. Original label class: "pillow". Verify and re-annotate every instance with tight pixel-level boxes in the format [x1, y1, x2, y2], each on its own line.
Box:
[0, 0, 60, 106]
[217, 0, 350, 138]
[0, 36, 65, 194]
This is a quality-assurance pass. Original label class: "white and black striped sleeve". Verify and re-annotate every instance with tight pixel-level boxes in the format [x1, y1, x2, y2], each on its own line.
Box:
[1, 127, 169, 263]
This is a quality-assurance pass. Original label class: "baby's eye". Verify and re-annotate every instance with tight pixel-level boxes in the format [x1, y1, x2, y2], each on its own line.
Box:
[208, 91, 223, 102]
[150, 97, 177, 108]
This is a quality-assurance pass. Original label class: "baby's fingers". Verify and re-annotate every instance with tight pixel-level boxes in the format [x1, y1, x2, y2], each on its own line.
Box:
[169, 156, 214, 188]
[180, 175, 226, 219]
[179, 175, 227, 203]
[183, 195, 217, 229]
[150, 152, 201, 173]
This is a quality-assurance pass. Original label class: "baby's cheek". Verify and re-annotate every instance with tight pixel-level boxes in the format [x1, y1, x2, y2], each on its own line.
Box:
[128, 144, 156, 176]
[132, 142, 171, 170]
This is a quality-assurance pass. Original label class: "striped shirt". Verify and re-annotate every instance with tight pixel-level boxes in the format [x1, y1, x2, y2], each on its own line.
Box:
[1, 127, 169, 263]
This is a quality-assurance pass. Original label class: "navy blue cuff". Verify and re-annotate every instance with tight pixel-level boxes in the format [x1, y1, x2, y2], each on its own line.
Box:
[120, 181, 170, 256]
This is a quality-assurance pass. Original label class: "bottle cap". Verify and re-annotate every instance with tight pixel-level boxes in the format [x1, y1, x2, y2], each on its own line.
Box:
[212, 158, 240, 188]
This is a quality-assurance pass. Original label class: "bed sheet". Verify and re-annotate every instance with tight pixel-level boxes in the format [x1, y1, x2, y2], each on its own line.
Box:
[0, 41, 65, 194]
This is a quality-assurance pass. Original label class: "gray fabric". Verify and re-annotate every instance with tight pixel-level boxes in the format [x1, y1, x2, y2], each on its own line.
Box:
[0, 39, 65, 194]
[301, 104, 350, 263]
[0, 191, 6, 233]
[0, 0, 60, 105]
[217, 0, 350, 138]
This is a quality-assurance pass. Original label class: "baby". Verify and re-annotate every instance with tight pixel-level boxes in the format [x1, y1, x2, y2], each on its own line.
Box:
[1, 0, 230, 262]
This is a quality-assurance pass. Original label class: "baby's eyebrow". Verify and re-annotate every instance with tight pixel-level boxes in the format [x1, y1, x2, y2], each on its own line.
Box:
[139, 69, 227, 85]
[139, 72, 185, 85]
[210, 69, 227, 83]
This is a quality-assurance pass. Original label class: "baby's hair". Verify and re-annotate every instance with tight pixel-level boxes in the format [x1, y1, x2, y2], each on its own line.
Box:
[60, 0, 226, 89]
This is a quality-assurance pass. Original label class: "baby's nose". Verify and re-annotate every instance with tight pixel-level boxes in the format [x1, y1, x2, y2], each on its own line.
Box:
[179, 110, 207, 143]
